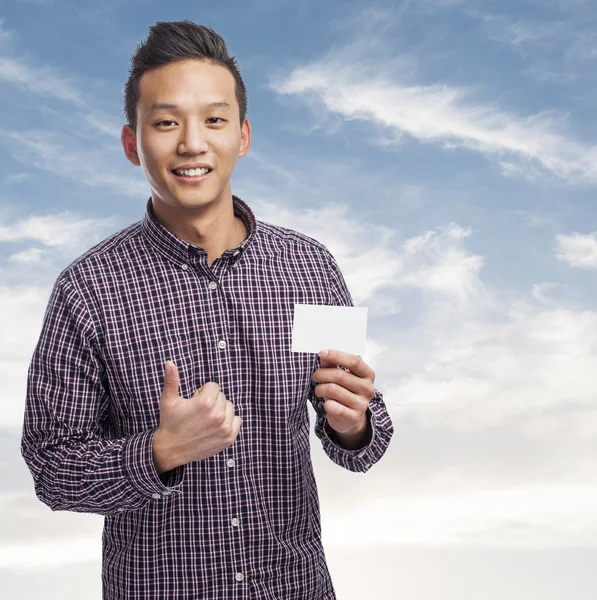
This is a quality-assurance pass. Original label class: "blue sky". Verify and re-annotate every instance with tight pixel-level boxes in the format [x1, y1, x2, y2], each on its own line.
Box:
[2, 0, 597, 598]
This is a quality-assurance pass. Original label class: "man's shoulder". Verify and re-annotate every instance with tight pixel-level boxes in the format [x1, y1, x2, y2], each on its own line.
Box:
[255, 219, 331, 258]
[57, 220, 143, 283]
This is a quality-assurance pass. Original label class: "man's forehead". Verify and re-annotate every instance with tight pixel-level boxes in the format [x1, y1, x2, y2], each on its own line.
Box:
[137, 61, 237, 107]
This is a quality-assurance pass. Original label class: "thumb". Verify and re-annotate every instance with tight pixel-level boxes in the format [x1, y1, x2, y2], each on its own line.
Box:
[162, 360, 180, 398]
[319, 357, 336, 369]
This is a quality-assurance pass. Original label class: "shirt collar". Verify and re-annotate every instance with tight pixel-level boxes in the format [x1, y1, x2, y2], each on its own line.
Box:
[140, 195, 257, 267]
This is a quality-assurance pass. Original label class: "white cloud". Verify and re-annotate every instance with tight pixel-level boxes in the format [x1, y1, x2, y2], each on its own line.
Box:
[0, 212, 117, 250]
[400, 225, 485, 302]
[0, 285, 51, 428]
[388, 294, 597, 431]
[0, 537, 100, 570]
[524, 408, 597, 441]
[271, 58, 597, 184]
[324, 483, 597, 549]
[9, 247, 46, 264]
[2, 130, 148, 198]
[555, 232, 597, 268]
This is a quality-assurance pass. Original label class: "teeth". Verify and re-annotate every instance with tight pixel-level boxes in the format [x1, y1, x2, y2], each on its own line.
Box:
[175, 167, 210, 177]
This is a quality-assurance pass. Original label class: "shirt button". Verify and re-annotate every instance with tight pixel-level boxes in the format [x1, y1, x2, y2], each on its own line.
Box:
[151, 493, 161, 500]
[235, 572, 244, 582]
[231, 517, 240, 527]
[233, 250, 240, 257]
[162, 490, 172, 496]
[181, 263, 189, 271]
[208, 281, 218, 290]
[226, 458, 236, 468]
[218, 340, 227, 350]
[117, 507, 125, 512]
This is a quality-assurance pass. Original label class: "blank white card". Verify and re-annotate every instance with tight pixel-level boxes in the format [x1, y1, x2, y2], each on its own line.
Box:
[291, 304, 368, 356]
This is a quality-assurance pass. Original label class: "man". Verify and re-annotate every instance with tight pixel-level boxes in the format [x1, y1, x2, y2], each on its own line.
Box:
[22, 20, 394, 600]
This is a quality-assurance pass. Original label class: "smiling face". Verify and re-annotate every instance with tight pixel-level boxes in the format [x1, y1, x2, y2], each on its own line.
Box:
[121, 59, 251, 215]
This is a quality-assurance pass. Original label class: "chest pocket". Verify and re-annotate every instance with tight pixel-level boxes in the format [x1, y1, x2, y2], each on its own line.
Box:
[107, 334, 201, 433]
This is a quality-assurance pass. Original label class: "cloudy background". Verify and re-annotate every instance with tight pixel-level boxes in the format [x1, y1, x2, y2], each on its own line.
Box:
[2, 0, 597, 597]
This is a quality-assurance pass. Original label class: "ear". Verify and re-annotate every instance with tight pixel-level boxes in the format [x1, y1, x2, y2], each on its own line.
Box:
[238, 118, 251, 158]
[121, 124, 141, 166]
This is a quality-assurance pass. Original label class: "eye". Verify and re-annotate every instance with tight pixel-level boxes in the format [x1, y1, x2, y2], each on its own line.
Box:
[206, 117, 224, 124]
[156, 120, 177, 127]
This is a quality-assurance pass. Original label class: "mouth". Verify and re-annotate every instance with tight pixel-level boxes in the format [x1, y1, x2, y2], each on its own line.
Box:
[171, 166, 213, 182]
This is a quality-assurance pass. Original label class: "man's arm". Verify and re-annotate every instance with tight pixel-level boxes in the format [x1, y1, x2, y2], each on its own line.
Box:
[21, 274, 184, 516]
[307, 249, 394, 473]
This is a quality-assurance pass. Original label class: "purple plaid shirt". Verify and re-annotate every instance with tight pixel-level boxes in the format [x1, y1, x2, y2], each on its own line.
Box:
[22, 196, 394, 599]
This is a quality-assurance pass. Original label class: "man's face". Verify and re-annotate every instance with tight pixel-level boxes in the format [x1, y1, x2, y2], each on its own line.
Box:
[122, 59, 250, 213]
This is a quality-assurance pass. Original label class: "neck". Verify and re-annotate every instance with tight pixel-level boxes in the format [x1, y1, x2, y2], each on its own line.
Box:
[151, 192, 247, 267]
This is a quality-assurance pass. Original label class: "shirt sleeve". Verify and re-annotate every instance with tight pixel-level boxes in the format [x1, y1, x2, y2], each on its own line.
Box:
[21, 273, 185, 516]
[308, 249, 394, 473]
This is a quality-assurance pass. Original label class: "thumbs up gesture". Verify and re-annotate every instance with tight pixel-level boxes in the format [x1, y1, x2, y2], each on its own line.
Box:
[152, 361, 242, 474]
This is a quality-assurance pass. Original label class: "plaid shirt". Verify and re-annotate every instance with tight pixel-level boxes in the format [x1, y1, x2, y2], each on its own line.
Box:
[22, 196, 394, 600]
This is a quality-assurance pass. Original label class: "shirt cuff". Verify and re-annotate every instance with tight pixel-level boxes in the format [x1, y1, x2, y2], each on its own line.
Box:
[122, 428, 185, 500]
[317, 390, 393, 473]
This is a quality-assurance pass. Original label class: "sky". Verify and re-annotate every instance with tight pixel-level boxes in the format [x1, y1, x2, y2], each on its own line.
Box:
[1, 0, 597, 597]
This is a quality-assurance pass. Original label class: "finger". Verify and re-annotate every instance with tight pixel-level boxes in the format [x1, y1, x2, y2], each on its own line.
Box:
[230, 415, 242, 441]
[224, 399, 236, 423]
[195, 381, 221, 404]
[314, 382, 370, 412]
[162, 361, 180, 398]
[313, 366, 375, 398]
[318, 349, 374, 380]
[323, 399, 360, 422]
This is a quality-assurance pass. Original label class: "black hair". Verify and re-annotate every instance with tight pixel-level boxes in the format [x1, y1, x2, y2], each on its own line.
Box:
[124, 21, 247, 129]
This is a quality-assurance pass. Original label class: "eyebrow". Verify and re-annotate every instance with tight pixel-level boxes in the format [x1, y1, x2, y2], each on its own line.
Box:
[150, 101, 232, 111]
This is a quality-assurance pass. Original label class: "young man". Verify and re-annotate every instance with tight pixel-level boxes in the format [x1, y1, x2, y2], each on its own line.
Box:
[22, 21, 394, 600]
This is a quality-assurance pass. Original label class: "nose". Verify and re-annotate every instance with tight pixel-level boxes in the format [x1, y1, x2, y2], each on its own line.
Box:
[177, 121, 209, 155]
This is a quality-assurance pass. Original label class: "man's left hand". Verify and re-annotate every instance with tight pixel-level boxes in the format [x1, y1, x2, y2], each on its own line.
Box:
[312, 349, 376, 435]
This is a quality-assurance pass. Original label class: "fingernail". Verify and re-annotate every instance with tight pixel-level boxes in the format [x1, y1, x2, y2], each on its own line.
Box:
[319, 350, 329, 358]
[165, 360, 174, 375]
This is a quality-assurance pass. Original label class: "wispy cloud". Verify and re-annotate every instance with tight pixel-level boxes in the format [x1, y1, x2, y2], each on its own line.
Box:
[2, 172, 32, 185]
[9, 247, 46, 264]
[555, 232, 597, 268]
[0, 21, 123, 140]
[272, 57, 597, 184]
[2, 129, 148, 197]
[0, 211, 117, 249]
[0, 56, 85, 106]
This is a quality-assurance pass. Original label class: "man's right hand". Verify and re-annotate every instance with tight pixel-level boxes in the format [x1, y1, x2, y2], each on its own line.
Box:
[152, 360, 242, 475]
